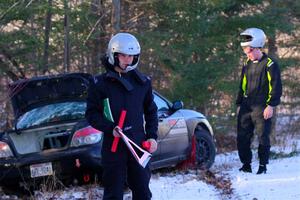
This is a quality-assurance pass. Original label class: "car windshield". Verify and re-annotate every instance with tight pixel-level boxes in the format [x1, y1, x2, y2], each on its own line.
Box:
[16, 102, 86, 129]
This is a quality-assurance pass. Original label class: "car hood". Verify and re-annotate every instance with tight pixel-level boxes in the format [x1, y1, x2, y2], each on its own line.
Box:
[9, 73, 93, 118]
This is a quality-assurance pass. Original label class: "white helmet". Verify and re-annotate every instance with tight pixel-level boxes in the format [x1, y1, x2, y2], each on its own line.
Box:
[240, 28, 266, 48]
[107, 32, 141, 72]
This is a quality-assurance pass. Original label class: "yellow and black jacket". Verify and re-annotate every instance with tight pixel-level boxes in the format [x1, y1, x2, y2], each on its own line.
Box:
[236, 53, 282, 107]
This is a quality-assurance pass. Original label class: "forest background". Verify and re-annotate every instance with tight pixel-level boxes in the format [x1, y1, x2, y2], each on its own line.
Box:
[1, 0, 300, 150]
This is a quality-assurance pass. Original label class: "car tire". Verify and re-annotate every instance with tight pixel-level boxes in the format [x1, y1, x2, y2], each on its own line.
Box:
[194, 127, 216, 169]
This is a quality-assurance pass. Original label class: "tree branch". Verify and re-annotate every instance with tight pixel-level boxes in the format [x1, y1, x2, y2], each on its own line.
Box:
[84, 10, 109, 45]
[0, 49, 26, 79]
[0, 58, 19, 81]
[0, 1, 20, 21]
[25, 0, 35, 8]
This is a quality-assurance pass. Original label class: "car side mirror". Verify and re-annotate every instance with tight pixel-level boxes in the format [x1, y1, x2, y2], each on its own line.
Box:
[172, 100, 183, 111]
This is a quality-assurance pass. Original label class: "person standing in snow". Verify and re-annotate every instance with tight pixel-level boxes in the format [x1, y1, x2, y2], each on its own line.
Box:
[85, 33, 158, 199]
[236, 28, 282, 174]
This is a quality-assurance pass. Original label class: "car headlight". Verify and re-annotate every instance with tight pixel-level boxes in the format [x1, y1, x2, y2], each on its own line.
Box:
[0, 141, 13, 158]
[71, 126, 103, 147]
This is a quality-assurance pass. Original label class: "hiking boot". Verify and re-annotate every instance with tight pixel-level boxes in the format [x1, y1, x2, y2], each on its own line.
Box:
[256, 164, 267, 174]
[239, 164, 252, 173]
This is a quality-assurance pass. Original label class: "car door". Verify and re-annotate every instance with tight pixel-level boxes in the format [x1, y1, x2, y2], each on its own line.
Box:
[153, 93, 189, 162]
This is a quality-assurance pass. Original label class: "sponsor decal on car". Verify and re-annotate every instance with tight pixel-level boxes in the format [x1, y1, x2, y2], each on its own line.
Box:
[168, 118, 187, 129]
[167, 118, 188, 135]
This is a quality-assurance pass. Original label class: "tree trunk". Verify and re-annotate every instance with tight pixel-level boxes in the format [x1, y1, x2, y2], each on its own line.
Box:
[64, 0, 70, 73]
[89, 0, 105, 74]
[42, 0, 53, 74]
[111, 0, 121, 34]
[267, 34, 278, 59]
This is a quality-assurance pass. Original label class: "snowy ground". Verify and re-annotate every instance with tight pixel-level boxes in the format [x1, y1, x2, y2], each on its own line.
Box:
[150, 146, 300, 200]
[150, 171, 219, 200]
[1, 139, 300, 200]
[215, 151, 300, 200]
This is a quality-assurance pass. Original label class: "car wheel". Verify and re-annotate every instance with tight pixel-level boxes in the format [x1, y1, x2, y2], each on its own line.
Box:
[193, 127, 216, 169]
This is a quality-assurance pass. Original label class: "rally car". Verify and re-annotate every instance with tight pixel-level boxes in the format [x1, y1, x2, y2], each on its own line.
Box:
[0, 73, 216, 192]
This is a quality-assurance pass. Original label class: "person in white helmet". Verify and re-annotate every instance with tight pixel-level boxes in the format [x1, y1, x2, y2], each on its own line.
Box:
[85, 33, 158, 199]
[236, 28, 282, 174]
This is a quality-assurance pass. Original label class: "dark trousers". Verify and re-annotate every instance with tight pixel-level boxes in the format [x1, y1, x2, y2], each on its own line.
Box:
[237, 104, 272, 165]
[102, 142, 152, 200]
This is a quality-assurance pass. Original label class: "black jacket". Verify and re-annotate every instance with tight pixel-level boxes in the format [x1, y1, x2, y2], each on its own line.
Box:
[236, 53, 282, 107]
[85, 65, 158, 149]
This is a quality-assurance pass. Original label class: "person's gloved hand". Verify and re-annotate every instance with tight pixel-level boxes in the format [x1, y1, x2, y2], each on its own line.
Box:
[142, 139, 157, 153]
[112, 126, 122, 137]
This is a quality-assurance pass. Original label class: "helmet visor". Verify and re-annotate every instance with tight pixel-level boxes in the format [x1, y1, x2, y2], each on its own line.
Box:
[240, 35, 253, 43]
[240, 35, 254, 47]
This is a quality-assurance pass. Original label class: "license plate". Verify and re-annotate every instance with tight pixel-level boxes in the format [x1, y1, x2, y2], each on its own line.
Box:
[30, 162, 53, 178]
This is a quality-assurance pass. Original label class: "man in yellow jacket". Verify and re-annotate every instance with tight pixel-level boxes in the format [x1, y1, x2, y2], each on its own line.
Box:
[236, 28, 282, 174]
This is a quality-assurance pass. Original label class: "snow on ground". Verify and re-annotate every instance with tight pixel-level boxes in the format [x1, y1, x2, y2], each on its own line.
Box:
[231, 156, 300, 200]
[150, 172, 219, 200]
[1, 139, 300, 199]
[150, 144, 300, 200]
[215, 150, 300, 200]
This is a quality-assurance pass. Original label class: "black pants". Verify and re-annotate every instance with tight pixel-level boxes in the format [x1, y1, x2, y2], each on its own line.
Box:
[102, 141, 152, 200]
[237, 104, 272, 165]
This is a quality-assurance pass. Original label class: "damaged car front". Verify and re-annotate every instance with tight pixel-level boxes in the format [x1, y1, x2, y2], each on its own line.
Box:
[0, 73, 103, 192]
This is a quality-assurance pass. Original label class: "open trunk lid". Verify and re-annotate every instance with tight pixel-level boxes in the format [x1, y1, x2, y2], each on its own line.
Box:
[9, 73, 93, 119]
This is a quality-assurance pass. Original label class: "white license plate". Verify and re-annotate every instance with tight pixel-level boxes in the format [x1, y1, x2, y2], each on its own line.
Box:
[30, 162, 53, 178]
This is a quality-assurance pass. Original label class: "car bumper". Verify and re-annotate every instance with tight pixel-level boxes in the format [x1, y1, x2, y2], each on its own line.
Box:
[0, 143, 102, 185]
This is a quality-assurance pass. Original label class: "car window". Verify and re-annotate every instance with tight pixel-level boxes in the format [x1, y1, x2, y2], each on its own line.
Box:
[16, 102, 86, 129]
[154, 94, 169, 111]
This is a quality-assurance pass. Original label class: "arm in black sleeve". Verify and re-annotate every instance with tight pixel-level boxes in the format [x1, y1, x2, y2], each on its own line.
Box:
[268, 62, 282, 107]
[236, 66, 246, 106]
[143, 81, 158, 140]
[85, 80, 114, 133]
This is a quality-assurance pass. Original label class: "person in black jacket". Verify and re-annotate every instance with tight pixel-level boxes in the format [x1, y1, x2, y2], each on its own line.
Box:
[236, 28, 282, 174]
[85, 33, 158, 199]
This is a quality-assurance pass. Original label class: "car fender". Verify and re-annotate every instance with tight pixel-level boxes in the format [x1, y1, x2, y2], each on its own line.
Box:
[177, 109, 214, 137]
